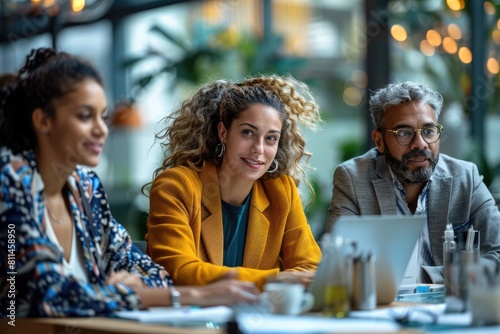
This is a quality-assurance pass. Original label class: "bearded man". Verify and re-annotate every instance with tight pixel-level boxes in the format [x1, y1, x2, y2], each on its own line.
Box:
[327, 81, 500, 284]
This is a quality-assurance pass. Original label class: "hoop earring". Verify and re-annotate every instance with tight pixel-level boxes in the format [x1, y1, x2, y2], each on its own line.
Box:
[266, 159, 279, 174]
[215, 142, 225, 158]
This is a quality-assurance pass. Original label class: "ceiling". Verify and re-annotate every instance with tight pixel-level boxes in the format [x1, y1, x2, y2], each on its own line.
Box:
[0, 0, 191, 43]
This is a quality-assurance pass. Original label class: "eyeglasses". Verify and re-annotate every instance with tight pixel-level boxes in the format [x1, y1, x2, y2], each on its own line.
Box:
[379, 124, 444, 146]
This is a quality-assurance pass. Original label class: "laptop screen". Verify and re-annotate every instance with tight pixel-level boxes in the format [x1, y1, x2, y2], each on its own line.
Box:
[309, 215, 426, 309]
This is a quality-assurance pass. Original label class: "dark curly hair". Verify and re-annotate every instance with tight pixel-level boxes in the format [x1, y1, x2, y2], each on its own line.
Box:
[149, 74, 321, 201]
[0, 73, 18, 89]
[0, 47, 103, 153]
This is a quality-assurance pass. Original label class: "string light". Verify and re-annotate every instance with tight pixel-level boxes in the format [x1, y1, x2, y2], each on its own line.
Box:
[442, 36, 458, 54]
[420, 40, 435, 57]
[487, 57, 499, 74]
[72, 0, 85, 13]
[492, 30, 500, 45]
[446, 0, 465, 11]
[458, 46, 472, 64]
[447, 23, 462, 40]
[483, 1, 495, 16]
[390, 24, 407, 42]
[389, 3, 500, 77]
[426, 29, 442, 47]
[343, 87, 363, 107]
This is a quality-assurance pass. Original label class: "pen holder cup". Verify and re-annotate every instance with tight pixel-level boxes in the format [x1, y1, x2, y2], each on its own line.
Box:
[457, 230, 480, 253]
[467, 263, 500, 325]
[351, 255, 377, 311]
[445, 230, 480, 312]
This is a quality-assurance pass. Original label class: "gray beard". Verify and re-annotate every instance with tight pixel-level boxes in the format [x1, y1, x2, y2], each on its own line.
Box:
[384, 144, 438, 184]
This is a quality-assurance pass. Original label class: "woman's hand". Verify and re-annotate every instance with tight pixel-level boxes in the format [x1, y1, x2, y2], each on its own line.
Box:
[105, 270, 146, 289]
[276, 270, 316, 286]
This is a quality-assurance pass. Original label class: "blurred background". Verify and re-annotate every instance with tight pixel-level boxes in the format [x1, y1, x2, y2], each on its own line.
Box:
[1, 0, 499, 240]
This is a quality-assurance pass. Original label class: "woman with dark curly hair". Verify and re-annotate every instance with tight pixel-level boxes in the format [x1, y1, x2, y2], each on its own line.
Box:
[0, 48, 258, 317]
[146, 75, 322, 290]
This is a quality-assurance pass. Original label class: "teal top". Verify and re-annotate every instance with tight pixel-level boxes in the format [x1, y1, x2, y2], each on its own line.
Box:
[222, 193, 251, 267]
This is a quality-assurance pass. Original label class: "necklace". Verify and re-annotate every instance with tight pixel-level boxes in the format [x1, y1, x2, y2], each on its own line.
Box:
[46, 207, 67, 225]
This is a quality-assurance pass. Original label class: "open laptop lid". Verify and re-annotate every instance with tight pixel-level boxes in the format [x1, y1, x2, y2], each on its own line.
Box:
[309, 215, 426, 309]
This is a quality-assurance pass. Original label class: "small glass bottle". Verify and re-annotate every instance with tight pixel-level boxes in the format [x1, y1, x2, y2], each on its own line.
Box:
[443, 223, 457, 297]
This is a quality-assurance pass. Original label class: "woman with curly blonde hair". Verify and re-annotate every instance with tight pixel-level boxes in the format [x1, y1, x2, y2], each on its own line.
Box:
[146, 74, 322, 290]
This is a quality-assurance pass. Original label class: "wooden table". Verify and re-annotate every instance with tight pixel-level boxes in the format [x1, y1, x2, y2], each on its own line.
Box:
[0, 317, 224, 334]
[0, 302, 450, 334]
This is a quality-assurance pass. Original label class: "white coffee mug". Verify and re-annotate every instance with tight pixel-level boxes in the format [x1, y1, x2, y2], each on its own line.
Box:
[261, 283, 315, 315]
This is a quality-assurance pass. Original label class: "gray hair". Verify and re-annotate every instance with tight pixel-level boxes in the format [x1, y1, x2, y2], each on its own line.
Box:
[369, 81, 444, 128]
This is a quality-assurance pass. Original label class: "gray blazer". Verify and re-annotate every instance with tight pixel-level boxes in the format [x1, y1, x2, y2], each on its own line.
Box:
[327, 148, 500, 272]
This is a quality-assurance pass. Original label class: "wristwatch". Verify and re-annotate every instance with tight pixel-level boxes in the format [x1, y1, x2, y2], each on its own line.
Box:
[169, 286, 181, 308]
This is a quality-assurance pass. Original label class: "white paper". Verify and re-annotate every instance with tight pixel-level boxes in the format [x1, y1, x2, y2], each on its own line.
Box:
[426, 327, 500, 334]
[236, 313, 401, 333]
[350, 303, 477, 329]
[349, 303, 448, 324]
[114, 305, 233, 323]
[400, 241, 419, 285]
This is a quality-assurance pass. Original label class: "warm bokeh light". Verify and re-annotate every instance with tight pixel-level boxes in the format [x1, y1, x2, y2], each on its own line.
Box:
[497, 18, 500, 30]
[30, 0, 58, 15]
[343, 87, 363, 106]
[442, 37, 458, 54]
[487, 57, 500, 74]
[201, 1, 223, 25]
[351, 70, 368, 88]
[420, 40, 435, 56]
[391, 24, 407, 42]
[447, 23, 462, 40]
[492, 30, 500, 45]
[446, 0, 465, 11]
[71, 0, 85, 13]
[426, 29, 442, 47]
[458, 47, 472, 64]
[484, 1, 496, 15]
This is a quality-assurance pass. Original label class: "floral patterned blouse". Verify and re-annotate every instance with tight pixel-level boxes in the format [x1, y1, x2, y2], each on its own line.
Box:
[0, 148, 170, 317]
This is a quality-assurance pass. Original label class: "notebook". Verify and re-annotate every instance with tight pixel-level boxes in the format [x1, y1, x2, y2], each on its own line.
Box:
[309, 215, 426, 309]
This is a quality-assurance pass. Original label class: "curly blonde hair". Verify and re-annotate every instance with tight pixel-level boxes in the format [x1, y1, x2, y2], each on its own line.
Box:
[151, 74, 321, 192]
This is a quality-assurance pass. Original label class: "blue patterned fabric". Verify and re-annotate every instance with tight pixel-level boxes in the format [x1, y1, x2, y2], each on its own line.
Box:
[0, 148, 171, 317]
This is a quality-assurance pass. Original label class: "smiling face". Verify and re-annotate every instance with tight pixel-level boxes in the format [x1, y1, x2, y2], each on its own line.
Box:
[218, 103, 282, 184]
[372, 100, 440, 184]
[38, 78, 108, 169]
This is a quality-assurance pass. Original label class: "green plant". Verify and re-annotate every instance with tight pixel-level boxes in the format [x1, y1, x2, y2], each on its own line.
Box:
[339, 138, 365, 162]
[304, 176, 331, 239]
[123, 24, 227, 101]
[123, 22, 308, 100]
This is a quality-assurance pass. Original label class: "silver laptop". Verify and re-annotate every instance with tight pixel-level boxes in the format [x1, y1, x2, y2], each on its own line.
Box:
[309, 215, 426, 309]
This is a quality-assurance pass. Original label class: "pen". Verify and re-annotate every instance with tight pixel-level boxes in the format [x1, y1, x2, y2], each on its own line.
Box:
[466, 226, 474, 252]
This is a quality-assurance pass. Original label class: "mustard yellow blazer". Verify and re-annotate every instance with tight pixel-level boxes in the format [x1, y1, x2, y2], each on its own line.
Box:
[146, 162, 321, 289]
